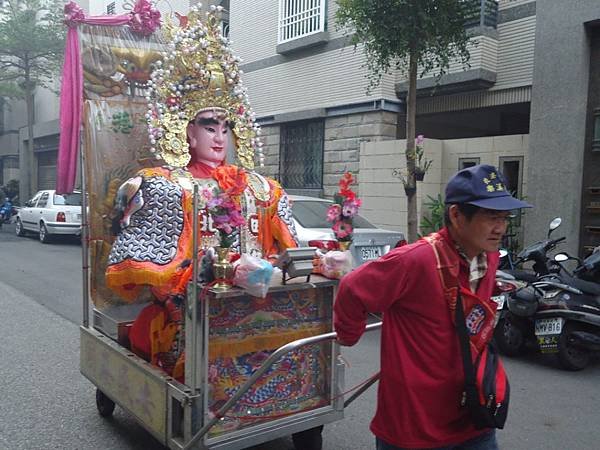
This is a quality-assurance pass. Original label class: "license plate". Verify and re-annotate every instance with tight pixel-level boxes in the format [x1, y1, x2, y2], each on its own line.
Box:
[360, 246, 381, 261]
[535, 317, 564, 335]
[491, 294, 505, 310]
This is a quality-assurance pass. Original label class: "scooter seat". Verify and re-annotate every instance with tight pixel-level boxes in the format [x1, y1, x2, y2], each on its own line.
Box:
[561, 274, 600, 296]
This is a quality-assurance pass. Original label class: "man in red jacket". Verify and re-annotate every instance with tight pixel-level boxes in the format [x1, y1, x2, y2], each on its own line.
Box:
[334, 164, 532, 450]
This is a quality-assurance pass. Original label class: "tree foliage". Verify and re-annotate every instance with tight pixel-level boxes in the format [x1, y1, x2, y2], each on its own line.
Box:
[336, 0, 474, 90]
[0, 0, 66, 98]
[336, 0, 476, 241]
[0, 0, 66, 201]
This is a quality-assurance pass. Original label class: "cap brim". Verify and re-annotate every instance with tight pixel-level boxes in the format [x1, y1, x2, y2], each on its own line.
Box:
[466, 195, 533, 210]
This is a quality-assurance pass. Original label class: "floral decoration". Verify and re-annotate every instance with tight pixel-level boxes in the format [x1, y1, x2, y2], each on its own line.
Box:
[64, 1, 85, 27]
[326, 172, 362, 243]
[128, 0, 162, 36]
[414, 134, 432, 175]
[200, 166, 248, 248]
[212, 165, 248, 197]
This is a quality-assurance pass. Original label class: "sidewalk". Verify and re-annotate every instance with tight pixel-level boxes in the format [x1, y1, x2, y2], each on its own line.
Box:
[0, 280, 162, 449]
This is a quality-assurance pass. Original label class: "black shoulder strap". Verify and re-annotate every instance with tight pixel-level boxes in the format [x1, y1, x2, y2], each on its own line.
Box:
[455, 291, 476, 389]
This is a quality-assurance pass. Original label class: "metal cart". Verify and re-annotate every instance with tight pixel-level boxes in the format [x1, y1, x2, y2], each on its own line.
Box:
[67, 15, 381, 450]
[82, 268, 381, 449]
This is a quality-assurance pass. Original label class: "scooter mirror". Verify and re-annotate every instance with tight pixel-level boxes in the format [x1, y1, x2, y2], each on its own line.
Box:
[554, 252, 569, 262]
[548, 217, 562, 237]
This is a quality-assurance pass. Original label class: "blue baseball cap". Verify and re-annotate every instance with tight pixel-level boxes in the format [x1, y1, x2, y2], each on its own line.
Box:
[445, 164, 532, 210]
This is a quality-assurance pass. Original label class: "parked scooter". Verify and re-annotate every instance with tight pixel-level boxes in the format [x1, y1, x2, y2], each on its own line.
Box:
[494, 218, 566, 355]
[500, 217, 565, 277]
[529, 251, 600, 370]
[0, 198, 16, 227]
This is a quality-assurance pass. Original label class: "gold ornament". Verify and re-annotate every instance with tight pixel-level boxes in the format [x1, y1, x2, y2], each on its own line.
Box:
[147, 9, 260, 169]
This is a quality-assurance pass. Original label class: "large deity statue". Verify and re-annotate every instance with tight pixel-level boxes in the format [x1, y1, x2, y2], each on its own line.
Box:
[103, 10, 299, 376]
[105, 11, 298, 300]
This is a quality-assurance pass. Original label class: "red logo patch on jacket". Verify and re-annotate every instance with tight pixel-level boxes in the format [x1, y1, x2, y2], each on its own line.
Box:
[466, 304, 486, 335]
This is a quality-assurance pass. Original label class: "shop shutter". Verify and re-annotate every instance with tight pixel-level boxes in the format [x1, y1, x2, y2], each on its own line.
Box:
[37, 150, 57, 190]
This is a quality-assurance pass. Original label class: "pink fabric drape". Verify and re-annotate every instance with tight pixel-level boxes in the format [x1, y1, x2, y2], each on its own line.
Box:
[56, 1, 159, 193]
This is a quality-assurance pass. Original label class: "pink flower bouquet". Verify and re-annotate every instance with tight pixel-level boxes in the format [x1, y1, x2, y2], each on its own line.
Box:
[200, 186, 245, 248]
[326, 172, 362, 244]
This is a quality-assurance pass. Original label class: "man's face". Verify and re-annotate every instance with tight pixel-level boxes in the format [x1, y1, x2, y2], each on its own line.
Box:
[450, 206, 510, 258]
[187, 111, 229, 167]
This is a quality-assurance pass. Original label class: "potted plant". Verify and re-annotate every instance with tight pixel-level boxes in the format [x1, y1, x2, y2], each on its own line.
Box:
[413, 135, 432, 181]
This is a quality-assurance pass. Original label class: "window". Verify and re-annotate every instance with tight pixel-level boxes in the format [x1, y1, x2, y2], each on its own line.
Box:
[278, 0, 326, 44]
[222, 20, 230, 38]
[220, 0, 230, 38]
[499, 156, 524, 227]
[0, 97, 4, 134]
[499, 157, 523, 199]
[37, 192, 49, 208]
[54, 192, 82, 206]
[280, 120, 324, 190]
[4, 156, 18, 169]
[458, 157, 480, 169]
[106, 2, 116, 15]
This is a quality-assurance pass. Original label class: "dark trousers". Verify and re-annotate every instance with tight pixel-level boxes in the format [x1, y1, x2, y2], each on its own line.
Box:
[376, 430, 499, 450]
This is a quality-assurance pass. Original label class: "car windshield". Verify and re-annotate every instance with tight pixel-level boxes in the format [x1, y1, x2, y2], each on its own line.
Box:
[292, 200, 376, 229]
[53, 192, 82, 206]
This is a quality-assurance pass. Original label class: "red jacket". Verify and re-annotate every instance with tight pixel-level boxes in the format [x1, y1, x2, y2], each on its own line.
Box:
[334, 228, 499, 448]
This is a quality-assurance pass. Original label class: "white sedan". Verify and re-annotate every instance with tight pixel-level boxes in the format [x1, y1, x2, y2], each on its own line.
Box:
[289, 195, 406, 267]
[15, 190, 82, 243]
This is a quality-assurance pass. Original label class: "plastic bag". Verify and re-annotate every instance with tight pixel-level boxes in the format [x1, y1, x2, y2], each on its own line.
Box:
[315, 249, 353, 279]
[233, 253, 274, 298]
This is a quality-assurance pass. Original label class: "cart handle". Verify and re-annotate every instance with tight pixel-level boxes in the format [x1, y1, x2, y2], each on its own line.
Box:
[182, 321, 382, 450]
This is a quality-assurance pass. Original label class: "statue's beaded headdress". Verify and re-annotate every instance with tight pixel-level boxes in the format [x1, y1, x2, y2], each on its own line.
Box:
[146, 5, 262, 169]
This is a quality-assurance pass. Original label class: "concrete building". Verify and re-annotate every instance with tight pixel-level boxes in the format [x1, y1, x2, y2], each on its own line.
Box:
[90, 0, 191, 16]
[527, 0, 600, 256]
[225, 0, 600, 256]
[228, 0, 535, 248]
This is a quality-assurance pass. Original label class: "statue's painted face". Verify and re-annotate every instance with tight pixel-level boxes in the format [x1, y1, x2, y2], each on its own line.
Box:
[187, 111, 230, 167]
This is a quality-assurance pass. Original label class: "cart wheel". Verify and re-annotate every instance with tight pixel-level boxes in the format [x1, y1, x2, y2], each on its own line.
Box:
[96, 389, 116, 417]
[292, 425, 323, 450]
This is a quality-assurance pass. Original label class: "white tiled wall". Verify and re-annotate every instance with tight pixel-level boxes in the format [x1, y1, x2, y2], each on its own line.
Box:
[360, 134, 529, 233]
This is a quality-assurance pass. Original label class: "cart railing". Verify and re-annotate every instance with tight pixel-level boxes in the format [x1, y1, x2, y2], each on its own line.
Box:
[183, 321, 382, 450]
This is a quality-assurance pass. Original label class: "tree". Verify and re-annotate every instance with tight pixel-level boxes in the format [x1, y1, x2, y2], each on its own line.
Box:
[336, 0, 475, 242]
[0, 0, 66, 202]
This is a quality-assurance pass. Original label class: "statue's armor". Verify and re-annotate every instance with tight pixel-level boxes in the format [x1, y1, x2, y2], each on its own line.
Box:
[105, 166, 298, 301]
[108, 177, 185, 266]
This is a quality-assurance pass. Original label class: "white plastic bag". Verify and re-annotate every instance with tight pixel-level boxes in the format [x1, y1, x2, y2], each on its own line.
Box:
[318, 249, 353, 279]
[233, 253, 274, 298]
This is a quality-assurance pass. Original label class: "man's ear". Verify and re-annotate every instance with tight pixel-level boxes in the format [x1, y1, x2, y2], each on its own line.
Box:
[186, 122, 197, 149]
[448, 204, 461, 228]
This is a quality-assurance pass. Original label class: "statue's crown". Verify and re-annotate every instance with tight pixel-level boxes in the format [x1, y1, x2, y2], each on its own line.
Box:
[147, 5, 262, 169]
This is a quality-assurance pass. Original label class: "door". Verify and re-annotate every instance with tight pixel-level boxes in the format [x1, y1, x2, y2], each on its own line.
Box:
[34, 191, 51, 228]
[21, 191, 42, 230]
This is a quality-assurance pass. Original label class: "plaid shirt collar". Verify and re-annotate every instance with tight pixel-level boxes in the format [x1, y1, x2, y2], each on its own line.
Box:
[455, 245, 488, 293]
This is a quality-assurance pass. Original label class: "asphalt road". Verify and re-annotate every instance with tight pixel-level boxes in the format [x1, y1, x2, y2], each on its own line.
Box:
[1, 222, 599, 450]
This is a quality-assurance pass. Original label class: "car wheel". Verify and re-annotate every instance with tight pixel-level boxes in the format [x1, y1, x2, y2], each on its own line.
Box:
[557, 323, 590, 371]
[494, 314, 525, 356]
[15, 218, 26, 237]
[39, 223, 51, 243]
